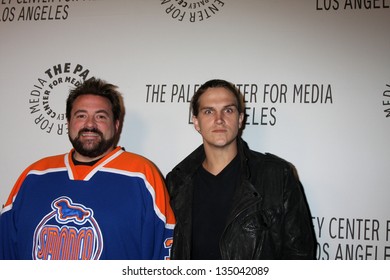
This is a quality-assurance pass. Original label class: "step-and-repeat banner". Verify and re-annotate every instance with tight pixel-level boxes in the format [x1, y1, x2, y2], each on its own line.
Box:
[0, 0, 389, 260]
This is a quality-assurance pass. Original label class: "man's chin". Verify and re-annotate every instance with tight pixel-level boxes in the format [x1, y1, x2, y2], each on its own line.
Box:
[77, 149, 105, 159]
[81, 142, 100, 150]
[70, 135, 116, 159]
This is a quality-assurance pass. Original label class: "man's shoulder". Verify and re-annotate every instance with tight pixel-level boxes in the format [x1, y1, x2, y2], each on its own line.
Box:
[28, 153, 68, 170]
[246, 147, 293, 171]
[264, 152, 289, 164]
[117, 149, 154, 165]
[112, 149, 162, 175]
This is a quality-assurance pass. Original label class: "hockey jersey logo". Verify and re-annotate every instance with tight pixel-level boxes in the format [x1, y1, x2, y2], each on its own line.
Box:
[54, 198, 91, 224]
[32, 196, 103, 260]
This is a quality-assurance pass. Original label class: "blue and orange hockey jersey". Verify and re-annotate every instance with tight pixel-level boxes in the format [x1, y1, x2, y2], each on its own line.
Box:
[0, 146, 175, 260]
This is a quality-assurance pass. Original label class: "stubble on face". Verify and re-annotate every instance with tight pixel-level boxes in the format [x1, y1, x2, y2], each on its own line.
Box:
[69, 127, 116, 159]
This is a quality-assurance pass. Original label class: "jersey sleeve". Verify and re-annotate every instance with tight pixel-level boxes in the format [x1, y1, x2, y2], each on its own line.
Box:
[0, 155, 66, 260]
[107, 151, 176, 260]
[140, 160, 175, 260]
[0, 165, 32, 259]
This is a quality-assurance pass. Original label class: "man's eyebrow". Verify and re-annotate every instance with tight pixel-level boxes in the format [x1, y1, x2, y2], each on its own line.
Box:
[199, 104, 237, 110]
[200, 106, 214, 110]
[95, 109, 110, 115]
[73, 109, 87, 115]
[73, 109, 110, 115]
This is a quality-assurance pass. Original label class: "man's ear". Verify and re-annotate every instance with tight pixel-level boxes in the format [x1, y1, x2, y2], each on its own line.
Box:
[192, 115, 200, 132]
[115, 119, 120, 132]
[238, 112, 244, 129]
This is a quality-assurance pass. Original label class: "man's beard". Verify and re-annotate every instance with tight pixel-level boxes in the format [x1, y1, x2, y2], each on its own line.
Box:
[69, 128, 116, 158]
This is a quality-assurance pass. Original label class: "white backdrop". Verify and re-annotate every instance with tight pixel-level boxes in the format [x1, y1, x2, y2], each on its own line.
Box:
[0, 0, 389, 260]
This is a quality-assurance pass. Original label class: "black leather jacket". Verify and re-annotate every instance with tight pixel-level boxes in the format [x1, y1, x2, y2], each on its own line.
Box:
[166, 138, 316, 259]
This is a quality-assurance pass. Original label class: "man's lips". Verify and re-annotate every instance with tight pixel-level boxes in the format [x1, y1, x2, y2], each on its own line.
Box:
[78, 129, 102, 139]
[81, 132, 99, 137]
[212, 129, 227, 133]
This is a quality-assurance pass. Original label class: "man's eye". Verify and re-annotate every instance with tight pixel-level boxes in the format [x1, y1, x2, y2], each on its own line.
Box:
[96, 115, 107, 120]
[225, 107, 236, 114]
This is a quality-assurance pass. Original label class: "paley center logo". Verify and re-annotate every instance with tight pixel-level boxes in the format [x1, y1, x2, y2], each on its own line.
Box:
[28, 62, 91, 136]
[160, 0, 225, 22]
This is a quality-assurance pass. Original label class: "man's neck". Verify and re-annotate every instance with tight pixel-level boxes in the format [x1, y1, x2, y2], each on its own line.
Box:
[202, 142, 238, 175]
[72, 147, 115, 164]
[72, 153, 102, 166]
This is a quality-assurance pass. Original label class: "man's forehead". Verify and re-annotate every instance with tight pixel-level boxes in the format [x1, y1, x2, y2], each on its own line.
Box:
[71, 95, 113, 112]
[199, 103, 237, 109]
[74, 94, 111, 105]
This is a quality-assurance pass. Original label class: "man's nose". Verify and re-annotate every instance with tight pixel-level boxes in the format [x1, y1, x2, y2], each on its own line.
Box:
[215, 111, 225, 124]
[85, 115, 97, 127]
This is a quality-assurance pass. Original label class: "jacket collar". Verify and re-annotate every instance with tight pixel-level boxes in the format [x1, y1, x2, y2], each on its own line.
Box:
[173, 137, 252, 179]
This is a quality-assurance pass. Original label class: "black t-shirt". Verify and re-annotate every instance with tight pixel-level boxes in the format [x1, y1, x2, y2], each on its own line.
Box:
[71, 151, 102, 166]
[191, 155, 240, 260]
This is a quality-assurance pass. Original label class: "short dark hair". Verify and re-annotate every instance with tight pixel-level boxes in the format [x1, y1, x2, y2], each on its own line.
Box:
[191, 79, 244, 117]
[66, 77, 123, 122]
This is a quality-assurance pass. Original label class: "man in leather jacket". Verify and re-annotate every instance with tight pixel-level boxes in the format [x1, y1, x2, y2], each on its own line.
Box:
[166, 79, 316, 259]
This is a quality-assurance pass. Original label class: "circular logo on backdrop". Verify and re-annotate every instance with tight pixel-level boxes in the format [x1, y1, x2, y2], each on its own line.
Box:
[28, 62, 91, 136]
[160, 0, 226, 23]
